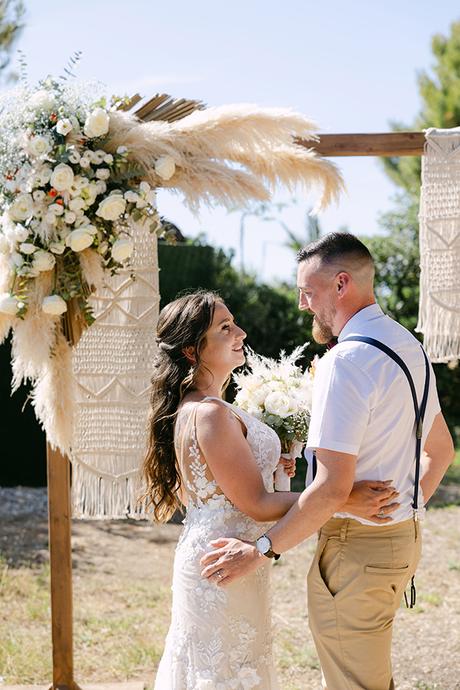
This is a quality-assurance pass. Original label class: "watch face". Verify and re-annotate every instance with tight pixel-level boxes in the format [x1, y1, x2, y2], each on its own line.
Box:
[257, 535, 271, 555]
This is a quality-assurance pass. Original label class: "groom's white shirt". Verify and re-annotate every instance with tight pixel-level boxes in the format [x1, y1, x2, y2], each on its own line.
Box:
[306, 303, 441, 525]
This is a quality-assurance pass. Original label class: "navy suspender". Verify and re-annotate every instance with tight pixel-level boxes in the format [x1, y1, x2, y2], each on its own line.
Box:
[310, 336, 430, 507]
[310, 336, 430, 608]
[341, 336, 430, 513]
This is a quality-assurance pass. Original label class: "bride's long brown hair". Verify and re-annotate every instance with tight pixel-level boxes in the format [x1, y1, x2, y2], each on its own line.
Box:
[141, 290, 222, 522]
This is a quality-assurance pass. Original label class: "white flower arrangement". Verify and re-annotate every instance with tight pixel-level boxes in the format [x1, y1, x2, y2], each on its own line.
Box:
[233, 345, 313, 454]
[0, 75, 163, 330]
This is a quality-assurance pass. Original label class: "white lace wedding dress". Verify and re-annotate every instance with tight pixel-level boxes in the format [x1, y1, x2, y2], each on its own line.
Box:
[154, 396, 281, 690]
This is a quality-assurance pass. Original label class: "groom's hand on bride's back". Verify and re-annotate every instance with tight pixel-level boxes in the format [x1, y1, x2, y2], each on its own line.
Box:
[343, 479, 400, 523]
[200, 538, 262, 586]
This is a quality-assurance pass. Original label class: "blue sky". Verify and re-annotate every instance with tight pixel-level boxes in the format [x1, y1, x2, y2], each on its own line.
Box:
[10, 0, 460, 282]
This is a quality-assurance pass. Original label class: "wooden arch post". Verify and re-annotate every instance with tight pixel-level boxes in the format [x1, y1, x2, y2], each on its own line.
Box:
[43, 128, 424, 690]
[47, 443, 80, 690]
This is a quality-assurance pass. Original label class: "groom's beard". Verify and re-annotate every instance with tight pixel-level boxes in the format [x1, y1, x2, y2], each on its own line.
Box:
[312, 316, 334, 345]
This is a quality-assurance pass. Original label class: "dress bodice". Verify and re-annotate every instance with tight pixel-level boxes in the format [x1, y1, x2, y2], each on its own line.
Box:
[174, 396, 281, 539]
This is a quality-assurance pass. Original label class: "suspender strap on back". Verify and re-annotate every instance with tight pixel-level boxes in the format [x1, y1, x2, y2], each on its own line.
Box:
[341, 336, 430, 512]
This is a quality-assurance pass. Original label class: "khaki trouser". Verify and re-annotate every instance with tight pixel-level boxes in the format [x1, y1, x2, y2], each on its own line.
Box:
[307, 517, 422, 690]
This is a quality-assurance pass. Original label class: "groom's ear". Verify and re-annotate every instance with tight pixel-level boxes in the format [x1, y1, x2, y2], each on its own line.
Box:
[336, 271, 350, 296]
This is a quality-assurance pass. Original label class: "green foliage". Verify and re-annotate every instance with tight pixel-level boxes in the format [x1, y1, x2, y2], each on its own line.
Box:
[382, 19, 460, 196]
[0, 0, 24, 82]
[374, 20, 460, 444]
[362, 196, 420, 332]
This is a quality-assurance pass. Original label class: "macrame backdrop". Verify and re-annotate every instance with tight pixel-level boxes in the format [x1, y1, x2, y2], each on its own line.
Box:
[71, 219, 158, 518]
[417, 127, 460, 362]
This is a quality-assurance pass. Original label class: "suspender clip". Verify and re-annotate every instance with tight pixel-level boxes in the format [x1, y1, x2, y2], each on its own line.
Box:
[416, 419, 423, 440]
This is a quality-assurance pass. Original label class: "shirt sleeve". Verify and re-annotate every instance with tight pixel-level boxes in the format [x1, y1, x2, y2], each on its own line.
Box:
[306, 351, 375, 456]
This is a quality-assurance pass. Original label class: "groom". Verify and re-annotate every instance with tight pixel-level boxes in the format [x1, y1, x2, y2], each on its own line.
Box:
[201, 232, 454, 690]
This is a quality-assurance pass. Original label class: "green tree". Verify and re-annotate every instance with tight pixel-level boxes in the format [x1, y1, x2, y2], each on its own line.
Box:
[0, 0, 25, 81]
[383, 19, 460, 197]
[367, 19, 460, 443]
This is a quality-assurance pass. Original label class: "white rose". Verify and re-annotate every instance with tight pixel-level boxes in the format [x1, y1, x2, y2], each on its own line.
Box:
[68, 229, 94, 252]
[139, 181, 156, 205]
[75, 215, 91, 227]
[95, 181, 107, 195]
[42, 295, 67, 315]
[45, 211, 58, 227]
[28, 89, 55, 112]
[48, 203, 64, 216]
[38, 165, 52, 185]
[92, 150, 106, 164]
[124, 190, 139, 203]
[104, 153, 113, 164]
[0, 293, 19, 315]
[96, 193, 126, 221]
[11, 224, 30, 242]
[64, 211, 76, 224]
[79, 156, 91, 169]
[67, 148, 80, 164]
[155, 155, 176, 180]
[33, 190, 46, 203]
[96, 168, 110, 180]
[69, 197, 85, 212]
[19, 242, 38, 255]
[10, 251, 24, 268]
[264, 391, 292, 418]
[33, 250, 56, 272]
[116, 145, 128, 154]
[111, 238, 133, 262]
[8, 194, 34, 221]
[26, 135, 52, 158]
[50, 163, 74, 191]
[56, 118, 73, 135]
[49, 242, 66, 255]
[83, 107, 110, 138]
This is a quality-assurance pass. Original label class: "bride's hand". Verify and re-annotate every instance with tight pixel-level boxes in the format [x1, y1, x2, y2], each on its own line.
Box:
[279, 455, 296, 477]
[200, 538, 263, 586]
[343, 480, 400, 523]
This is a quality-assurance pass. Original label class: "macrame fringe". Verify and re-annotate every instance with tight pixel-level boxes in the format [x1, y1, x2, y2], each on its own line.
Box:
[72, 460, 148, 519]
[416, 302, 460, 362]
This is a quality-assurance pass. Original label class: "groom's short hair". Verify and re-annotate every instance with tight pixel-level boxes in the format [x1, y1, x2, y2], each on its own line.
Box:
[297, 232, 374, 276]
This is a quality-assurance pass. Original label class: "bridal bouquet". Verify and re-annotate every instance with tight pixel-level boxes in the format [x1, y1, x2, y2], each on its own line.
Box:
[0, 74, 165, 332]
[233, 345, 313, 487]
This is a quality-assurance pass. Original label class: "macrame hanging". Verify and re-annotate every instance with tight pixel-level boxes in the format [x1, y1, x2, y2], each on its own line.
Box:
[417, 127, 460, 362]
[71, 218, 158, 518]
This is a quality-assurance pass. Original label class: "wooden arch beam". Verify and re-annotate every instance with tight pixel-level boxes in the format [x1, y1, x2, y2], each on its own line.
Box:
[298, 131, 425, 157]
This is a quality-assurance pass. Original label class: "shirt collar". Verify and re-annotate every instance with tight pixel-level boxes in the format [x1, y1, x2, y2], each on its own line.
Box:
[338, 303, 384, 342]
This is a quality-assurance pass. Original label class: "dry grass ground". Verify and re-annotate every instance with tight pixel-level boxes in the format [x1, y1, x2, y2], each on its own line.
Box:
[1, 466, 460, 690]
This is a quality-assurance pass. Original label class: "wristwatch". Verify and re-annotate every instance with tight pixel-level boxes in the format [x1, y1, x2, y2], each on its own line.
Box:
[256, 534, 280, 560]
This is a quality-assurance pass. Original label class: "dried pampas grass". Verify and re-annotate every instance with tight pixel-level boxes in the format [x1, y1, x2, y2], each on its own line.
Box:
[79, 249, 105, 292]
[106, 104, 344, 211]
[32, 329, 75, 453]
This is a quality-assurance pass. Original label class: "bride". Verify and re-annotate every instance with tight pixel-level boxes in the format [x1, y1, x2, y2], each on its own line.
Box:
[143, 290, 398, 689]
